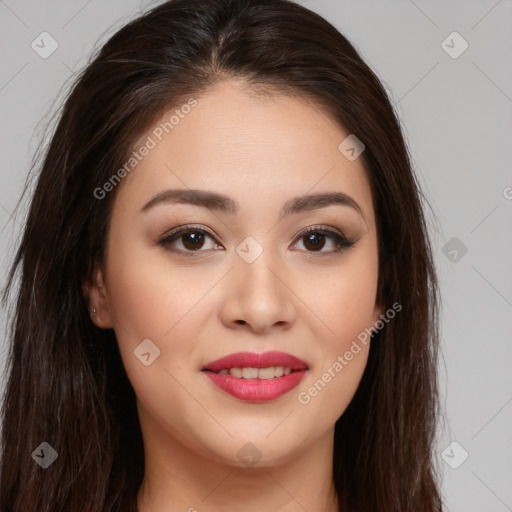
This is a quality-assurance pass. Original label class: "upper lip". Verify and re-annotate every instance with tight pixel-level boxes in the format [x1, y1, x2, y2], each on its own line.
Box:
[202, 351, 309, 372]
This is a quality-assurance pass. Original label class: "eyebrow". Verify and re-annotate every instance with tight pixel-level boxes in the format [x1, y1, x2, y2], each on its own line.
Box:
[139, 188, 365, 220]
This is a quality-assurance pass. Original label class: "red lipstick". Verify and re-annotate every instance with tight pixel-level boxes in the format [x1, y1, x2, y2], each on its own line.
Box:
[201, 351, 308, 402]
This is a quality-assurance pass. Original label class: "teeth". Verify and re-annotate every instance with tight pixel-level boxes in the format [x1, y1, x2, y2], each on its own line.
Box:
[257, 367, 275, 380]
[229, 368, 243, 378]
[242, 367, 259, 379]
[216, 366, 294, 379]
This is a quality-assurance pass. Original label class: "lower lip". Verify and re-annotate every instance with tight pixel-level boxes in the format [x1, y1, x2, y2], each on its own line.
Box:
[203, 370, 307, 402]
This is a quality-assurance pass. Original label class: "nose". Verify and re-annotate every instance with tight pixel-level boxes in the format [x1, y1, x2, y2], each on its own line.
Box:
[218, 249, 296, 335]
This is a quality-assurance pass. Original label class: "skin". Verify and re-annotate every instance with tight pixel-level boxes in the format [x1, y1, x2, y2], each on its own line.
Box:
[87, 79, 383, 512]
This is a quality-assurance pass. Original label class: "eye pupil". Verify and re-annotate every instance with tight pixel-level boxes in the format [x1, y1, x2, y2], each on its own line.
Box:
[182, 231, 205, 250]
[304, 232, 325, 251]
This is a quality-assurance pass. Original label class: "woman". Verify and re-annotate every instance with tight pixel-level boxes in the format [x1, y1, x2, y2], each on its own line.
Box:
[0, 0, 443, 510]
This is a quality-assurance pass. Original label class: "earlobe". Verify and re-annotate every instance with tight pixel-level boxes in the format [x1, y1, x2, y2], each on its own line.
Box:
[371, 302, 385, 335]
[374, 302, 384, 322]
[83, 268, 114, 329]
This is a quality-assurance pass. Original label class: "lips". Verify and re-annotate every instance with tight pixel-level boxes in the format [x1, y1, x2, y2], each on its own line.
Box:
[201, 351, 309, 373]
[201, 351, 309, 402]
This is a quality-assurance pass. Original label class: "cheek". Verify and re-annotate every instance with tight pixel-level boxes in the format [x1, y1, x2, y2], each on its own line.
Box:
[105, 242, 213, 340]
[103, 240, 228, 396]
[295, 273, 377, 422]
[301, 249, 379, 344]
[295, 344, 369, 432]
[103, 246, 210, 420]
[292, 249, 378, 417]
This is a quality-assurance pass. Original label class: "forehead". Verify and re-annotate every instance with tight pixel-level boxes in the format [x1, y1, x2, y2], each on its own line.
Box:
[115, 80, 375, 226]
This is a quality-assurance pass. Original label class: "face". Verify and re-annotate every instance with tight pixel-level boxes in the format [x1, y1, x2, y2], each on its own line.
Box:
[89, 79, 383, 468]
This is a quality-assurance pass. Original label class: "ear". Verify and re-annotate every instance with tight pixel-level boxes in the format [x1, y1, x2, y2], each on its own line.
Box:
[82, 267, 114, 329]
[370, 300, 385, 330]
[372, 302, 384, 321]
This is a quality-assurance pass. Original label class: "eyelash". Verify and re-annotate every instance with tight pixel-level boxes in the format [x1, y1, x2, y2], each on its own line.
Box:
[157, 224, 356, 258]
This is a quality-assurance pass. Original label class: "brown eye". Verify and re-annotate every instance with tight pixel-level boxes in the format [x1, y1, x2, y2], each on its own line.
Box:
[293, 227, 355, 255]
[302, 232, 327, 251]
[180, 231, 207, 250]
[159, 226, 221, 255]
[158, 224, 355, 257]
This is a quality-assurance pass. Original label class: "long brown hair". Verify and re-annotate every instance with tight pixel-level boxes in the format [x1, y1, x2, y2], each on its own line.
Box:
[0, 0, 444, 510]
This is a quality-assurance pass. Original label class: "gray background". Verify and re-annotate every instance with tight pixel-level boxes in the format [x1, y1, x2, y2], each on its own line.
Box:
[0, 1, 511, 510]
